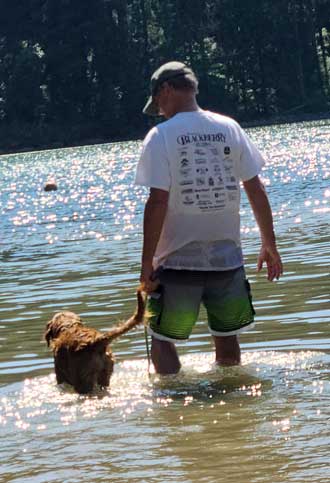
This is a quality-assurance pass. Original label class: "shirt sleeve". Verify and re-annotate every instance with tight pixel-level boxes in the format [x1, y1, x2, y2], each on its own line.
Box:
[135, 126, 171, 191]
[236, 125, 266, 181]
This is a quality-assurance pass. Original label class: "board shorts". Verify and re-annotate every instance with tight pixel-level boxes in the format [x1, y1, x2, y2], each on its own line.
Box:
[147, 266, 255, 342]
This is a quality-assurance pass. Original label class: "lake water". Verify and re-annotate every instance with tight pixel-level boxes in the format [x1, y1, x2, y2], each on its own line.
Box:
[0, 120, 329, 483]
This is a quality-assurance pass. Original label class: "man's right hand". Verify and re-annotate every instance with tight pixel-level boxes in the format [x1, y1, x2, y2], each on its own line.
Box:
[140, 265, 160, 293]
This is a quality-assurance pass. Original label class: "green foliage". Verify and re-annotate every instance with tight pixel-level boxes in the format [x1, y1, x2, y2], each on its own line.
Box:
[0, 0, 329, 152]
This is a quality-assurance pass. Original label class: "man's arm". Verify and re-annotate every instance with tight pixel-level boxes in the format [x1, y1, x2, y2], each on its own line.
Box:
[140, 187, 169, 292]
[243, 175, 283, 281]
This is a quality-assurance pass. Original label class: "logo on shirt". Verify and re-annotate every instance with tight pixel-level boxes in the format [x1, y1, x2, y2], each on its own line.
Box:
[196, 167, 209, 175]
[181, 188, 195, 204]
[194, 149, 206, 156]
[213, 164, 222, 174]
[177, 132, 226, 146]
[196, 192, 212, 204]
[179, 149, 188, 156]
[180, 179, 194, 186]
[180, 167, 192, 178]
[224, 146, 231, 155]
[196, 177, 206, 186]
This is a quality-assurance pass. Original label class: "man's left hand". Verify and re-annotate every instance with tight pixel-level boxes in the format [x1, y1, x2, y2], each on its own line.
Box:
[257, 244, 283, 281]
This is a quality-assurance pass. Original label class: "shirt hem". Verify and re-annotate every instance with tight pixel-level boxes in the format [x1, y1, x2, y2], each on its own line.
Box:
[159, 263, 244, 271]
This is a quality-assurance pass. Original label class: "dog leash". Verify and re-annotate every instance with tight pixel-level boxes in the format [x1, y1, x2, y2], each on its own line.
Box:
[141, 273, 163, 377]
[140, 287, 151, 376]
[144, 324, 151, 376]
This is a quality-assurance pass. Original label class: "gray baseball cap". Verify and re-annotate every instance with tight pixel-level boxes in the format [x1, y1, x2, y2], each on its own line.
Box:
[143, 61, 196, 116]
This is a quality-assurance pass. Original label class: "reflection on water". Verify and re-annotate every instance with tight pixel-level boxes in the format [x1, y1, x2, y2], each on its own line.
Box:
[0, 120, 330, 482]
[0, 351, 329, 483]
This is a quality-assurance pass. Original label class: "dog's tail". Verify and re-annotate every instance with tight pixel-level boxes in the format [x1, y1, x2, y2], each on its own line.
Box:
[105, 289, 146, 343]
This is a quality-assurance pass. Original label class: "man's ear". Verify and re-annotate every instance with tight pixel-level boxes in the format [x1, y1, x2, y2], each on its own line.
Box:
[162, 82, 172, 94]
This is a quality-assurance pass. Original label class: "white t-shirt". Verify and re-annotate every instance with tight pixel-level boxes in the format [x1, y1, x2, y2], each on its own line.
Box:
[135, 110, 265, 270]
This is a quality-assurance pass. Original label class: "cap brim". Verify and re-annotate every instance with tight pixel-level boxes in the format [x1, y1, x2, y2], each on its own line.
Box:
[142, 96, 159, 116]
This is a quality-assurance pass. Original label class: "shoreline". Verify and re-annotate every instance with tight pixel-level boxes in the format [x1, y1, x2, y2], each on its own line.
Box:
[242, 111, 330, 128]
[0, 112, 329, 157]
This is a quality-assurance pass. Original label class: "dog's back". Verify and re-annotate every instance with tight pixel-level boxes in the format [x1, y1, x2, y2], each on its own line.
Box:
[45, 290, 145, 394]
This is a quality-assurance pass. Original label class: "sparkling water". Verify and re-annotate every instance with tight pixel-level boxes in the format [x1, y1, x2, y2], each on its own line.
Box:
[0, 120, 329, 483]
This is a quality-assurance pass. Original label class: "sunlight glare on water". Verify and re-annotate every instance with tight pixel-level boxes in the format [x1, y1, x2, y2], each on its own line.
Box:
[1, 351, 329, 483]
[0, 120, 330, 482]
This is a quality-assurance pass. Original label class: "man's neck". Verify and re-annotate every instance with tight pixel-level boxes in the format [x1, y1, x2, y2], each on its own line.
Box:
[169, 99, 200, 118]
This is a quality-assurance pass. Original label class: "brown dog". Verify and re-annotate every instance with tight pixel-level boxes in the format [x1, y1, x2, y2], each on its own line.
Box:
[45, 290, 145, 394]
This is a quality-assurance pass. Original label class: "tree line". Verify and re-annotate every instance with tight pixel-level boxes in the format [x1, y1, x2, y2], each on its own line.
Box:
[0, 0, 329, 153]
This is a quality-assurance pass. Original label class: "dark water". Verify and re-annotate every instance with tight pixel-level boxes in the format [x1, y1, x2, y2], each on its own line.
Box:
[0, 120, 329, 482]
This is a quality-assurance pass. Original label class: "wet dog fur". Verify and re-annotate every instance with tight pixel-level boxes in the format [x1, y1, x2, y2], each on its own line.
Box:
[45, 290, 145, 394]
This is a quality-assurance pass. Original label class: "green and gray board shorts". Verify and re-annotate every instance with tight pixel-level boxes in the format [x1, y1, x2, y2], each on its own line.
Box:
[147, 266, 255, 342]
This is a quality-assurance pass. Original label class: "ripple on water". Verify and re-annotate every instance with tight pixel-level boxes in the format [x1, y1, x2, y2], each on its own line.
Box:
[1, 121, 330, 482]
[0, 352, 329, 482]
[0, 350, 328, 428]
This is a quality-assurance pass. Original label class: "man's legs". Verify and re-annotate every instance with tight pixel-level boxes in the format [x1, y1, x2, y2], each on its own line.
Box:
[204, 268, 254, 366]
[148, 270, 203, 374]
[151, 337, 181, 374]
[213, 335, 241, 366]
[151, 334, 240, 373]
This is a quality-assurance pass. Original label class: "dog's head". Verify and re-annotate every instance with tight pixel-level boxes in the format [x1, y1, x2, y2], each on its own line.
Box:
[45, 311, 83, 346]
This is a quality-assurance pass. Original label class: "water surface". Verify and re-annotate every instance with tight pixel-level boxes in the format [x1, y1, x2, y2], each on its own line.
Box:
[0, 120, 329, 482]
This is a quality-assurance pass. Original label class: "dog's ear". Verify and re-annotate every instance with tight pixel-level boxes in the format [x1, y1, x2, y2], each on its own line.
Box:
[44, 323, 54, 346]
[44, 317, 60, 346]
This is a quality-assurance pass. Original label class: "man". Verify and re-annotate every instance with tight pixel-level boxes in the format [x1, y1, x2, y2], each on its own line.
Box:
[135, 61, 282, 375]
